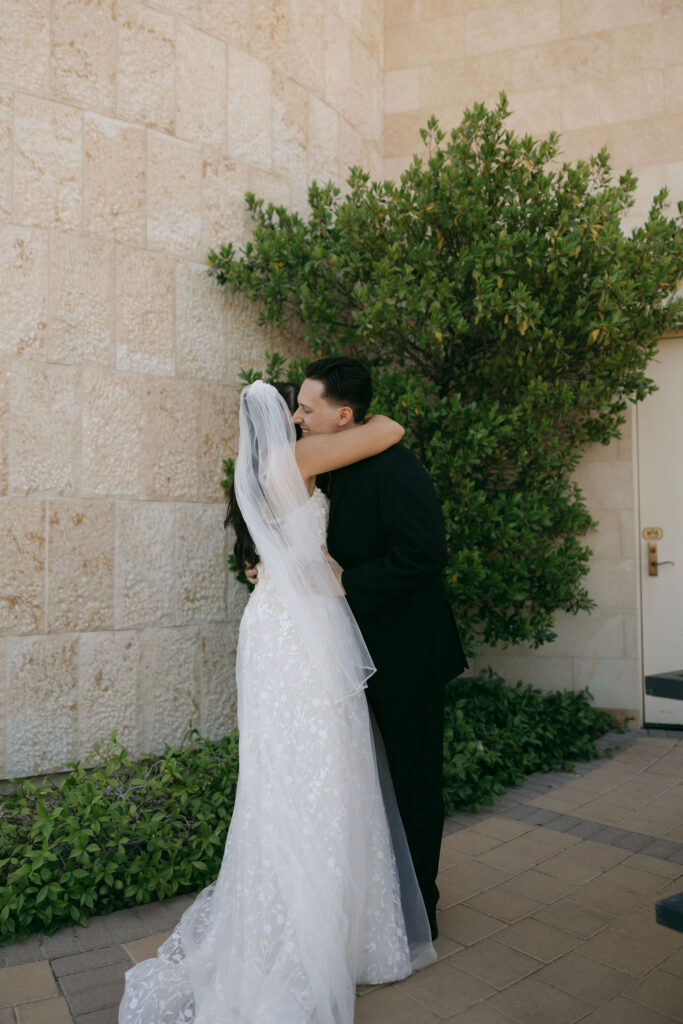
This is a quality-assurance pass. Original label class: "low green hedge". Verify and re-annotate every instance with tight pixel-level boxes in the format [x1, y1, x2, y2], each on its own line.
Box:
[443, 672, 618, 813]
[0, 672, 617, 945]
[0, 730, 239, 945]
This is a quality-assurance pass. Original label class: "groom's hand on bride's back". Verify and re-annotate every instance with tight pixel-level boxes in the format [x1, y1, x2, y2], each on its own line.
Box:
[245, 562, 259, 585]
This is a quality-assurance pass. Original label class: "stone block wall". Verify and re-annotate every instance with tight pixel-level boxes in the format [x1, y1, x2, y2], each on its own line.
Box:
[0, 0, 383, 778]
[384, 0, 683, 722]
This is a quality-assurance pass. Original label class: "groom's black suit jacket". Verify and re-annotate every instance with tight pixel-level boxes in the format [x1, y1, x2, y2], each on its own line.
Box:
[322, 443, 466, 700]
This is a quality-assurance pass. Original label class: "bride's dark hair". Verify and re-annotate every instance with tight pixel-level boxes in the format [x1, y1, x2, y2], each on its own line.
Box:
[225, 381, 300, 571]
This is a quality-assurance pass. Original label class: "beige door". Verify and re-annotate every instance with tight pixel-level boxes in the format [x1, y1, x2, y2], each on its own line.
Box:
[636, 334, 683, 726]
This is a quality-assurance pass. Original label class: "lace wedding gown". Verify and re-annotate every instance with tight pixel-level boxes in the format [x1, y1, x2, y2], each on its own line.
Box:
[119, 488, 434, 1024]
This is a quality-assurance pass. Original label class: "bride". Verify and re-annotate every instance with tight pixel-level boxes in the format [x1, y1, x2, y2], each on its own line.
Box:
[119, 380, 435, 1024]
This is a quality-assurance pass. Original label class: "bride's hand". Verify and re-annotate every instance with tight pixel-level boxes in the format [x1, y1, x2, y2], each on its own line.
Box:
[322, 547, 345, 594]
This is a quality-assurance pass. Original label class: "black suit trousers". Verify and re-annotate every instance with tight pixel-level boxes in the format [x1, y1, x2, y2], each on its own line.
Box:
[367, 684, 445, 932]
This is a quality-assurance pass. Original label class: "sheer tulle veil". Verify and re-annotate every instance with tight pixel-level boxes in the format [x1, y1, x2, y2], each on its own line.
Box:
[234, 379, 375, 706]
[235, 380, 436, 973]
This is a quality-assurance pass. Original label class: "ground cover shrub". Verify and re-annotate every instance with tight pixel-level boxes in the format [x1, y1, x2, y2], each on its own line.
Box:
[0, 675, 617, 944]
[0, 729, 238, 945]
[443, 670, 618, 812]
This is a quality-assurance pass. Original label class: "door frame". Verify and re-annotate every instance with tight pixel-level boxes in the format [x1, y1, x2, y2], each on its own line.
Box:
[635, 328, 683, 728]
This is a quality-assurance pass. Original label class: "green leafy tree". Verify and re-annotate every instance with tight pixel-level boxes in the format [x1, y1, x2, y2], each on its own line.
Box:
[208, 96, 683, 654]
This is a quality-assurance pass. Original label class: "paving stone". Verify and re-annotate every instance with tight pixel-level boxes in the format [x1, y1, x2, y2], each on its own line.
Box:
[74, 918, 119, 952]
[1, 936, 44, 967]
[441, 1004, 512, 1024]
[439, 839, 474, 872]
[397, 958, 496, 1016]
[356, 986, 439, 1022]
[505, 868, 576, 904]
[542, 814, 584, 834]
[495, 917, 579, 963]
[471, 818, 533, 841]
[35, 930, 81, 959]
[478, 835, 557, 873]
[600, 863, 673, 896]
[440, 830, 502, 857]
[73, 1009, 119, 1024]
[525, 826, 581, 849]
[589, 826, 637, 846]
[539, 843, 627, 885]
[431, 933, 463, 961]
[571, 798, 633, 823]
[528, 791, 595, 812]
[442, 820, 470, 836]
[466, 887, 543, 925]
[130, 900, 182, 928]
[666, 847, 683, 865]
[533, 897, 615, 939]
[485, 974, 592, 1024]
[624, 852, 683, 879]
[489, 803, 524, 817]
[566, 819, 614, 840]
[445, 812, 484, 828]
[439, 859, 513, 900]
[569, 880, 642, 917]
[52, 944, 128, 978]
[626, 969, 683, 1020]
[580, 927, 671, 977]
[122, 931, 170, 965]
[449, 937, 539, 989]
[0, 1009, 15, 1024]
[520, 809, 564, 826]
[610, 832, 653, 853]
[14, 995, 73, 1024]
[640, 839, 683, 861]
[65, 979, 126, 1018]
[577, 994, 679, 1022]
[535, 951, 633, 1005]
[59, 962, 128, 999]
[662, 948, 683, 977]
[97, 909, 148, 943]
[651, 878, 683, 904]
[0, 961, 58, 1006]
[437, 905, 506, 947]
[615, 906, 683, 952]
[437, 870, 474, 909]
[497, 805, 541, 822]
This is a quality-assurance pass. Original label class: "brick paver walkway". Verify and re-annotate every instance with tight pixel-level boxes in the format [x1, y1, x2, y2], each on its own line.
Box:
[2, 728, 683, 1023]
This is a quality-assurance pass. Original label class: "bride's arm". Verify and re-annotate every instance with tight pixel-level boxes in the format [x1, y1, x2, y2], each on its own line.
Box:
[295, 415, 404, 478]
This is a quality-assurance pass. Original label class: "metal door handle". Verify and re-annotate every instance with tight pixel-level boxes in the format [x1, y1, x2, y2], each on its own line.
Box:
[648, 542, 676, 577]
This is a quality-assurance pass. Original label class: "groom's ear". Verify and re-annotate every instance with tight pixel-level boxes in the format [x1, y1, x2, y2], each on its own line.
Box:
[336, 405, 355, 428]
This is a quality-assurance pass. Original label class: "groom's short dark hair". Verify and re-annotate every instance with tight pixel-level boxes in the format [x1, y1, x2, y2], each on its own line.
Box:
[305, 357, 372, 424]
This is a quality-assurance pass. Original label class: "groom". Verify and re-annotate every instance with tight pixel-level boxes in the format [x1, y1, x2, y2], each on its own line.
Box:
[292, 356, 467, 939]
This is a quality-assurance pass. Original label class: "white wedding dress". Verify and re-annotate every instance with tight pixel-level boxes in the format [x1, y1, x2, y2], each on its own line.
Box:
[119, 486, 434, 1024]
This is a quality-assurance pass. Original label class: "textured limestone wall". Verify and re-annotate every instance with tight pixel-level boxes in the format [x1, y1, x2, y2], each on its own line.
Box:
[0, 0, 383, 778]
[470, 410, 642, 723]
[384, 0, 683, 722]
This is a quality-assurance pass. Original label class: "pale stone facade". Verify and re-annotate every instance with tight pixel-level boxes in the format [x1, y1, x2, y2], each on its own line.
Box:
[1, 0, 682, 777]
[384, 0, 683, 723]
[0, 0, 382, 779]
